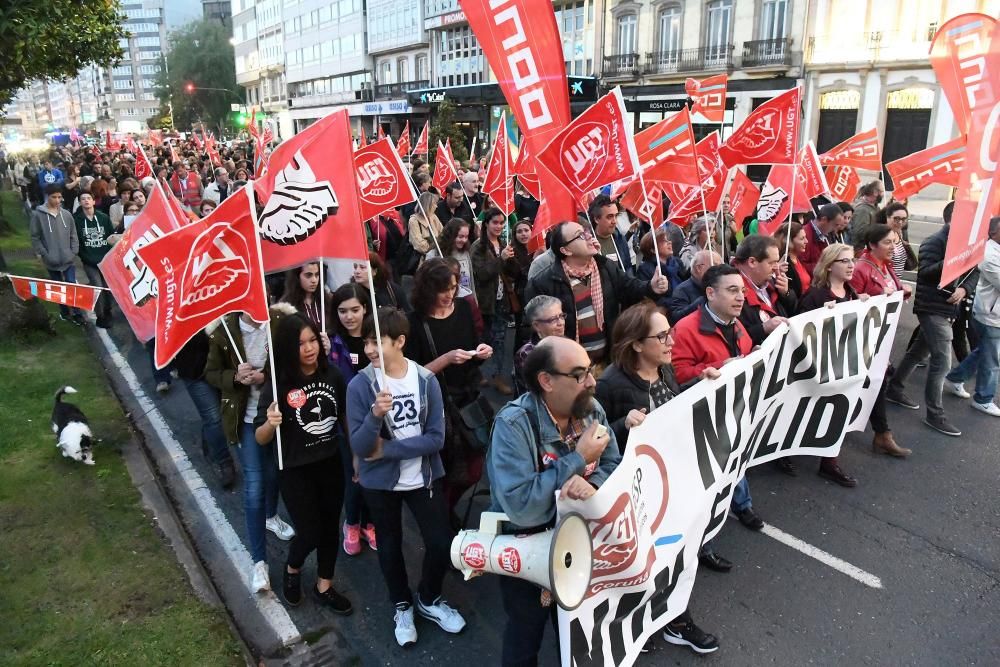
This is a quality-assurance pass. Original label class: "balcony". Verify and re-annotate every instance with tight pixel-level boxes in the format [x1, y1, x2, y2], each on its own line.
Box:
[742, 38, 792, 68]
[643, 45, 734, 75]
[603, 53, 640, 79]
[375, 80, 430, 99]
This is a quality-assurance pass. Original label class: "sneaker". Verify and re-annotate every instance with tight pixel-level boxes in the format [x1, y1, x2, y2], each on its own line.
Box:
[251, 560, 270, 593]
[662, 620, 720, 654]
[922, 415, 961, 437]
[283, 568, 302, 606]
[361, 523, 378, 551]
[394, 603, 418, 647]
[155, 381, 170, 394]
[313, 585, 353, 615]
[415, 596, 466, 634]
[972, 401, 1000, 417]
[945, 381, 971, 399]
[216, 460, 236, 490]
[734, 507, 764, 531]
[885, 388, 919, 410]
[343, 522, 361, 555]
[266, 515, 295, 541]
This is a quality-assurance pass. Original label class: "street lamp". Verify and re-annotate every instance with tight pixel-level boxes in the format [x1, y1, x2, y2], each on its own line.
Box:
[184, 84, 235, 95]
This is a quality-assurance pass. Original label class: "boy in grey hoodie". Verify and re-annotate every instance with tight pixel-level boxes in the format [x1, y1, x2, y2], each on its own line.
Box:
[29, 183, 83, 323]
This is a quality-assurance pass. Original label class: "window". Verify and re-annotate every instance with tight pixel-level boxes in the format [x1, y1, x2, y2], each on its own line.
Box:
[416, 54, 428, 80]
[397, 57, 409, 83]
[380, 60, 393, 84]
[616, 14, 637, 54]
[760, 0, 787, 40]
[705, 0, 733, 59]
[657, 4, 682, 55]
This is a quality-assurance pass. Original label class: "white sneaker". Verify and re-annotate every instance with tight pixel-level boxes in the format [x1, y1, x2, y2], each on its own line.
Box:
[265, 515, 295, 541]
[393, 603, 418, 647]
[415, 596, 466, 633]
[945, 381, 971, 399]
[972, 401, 1000, 417]
[251, 560, 270, 593]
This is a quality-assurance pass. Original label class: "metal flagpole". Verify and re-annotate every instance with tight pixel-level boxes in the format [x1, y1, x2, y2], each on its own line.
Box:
[414, 194, 444, 256]
[785, 160, 798, 264]
[319, 258, 327, 334]
[220, 319, 246, 365]
[363, 259, 387, 390]
[637, 169, 662, 271]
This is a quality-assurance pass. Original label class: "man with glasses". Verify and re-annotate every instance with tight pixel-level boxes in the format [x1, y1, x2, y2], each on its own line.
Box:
[672, 264, 764, 531]
[665, 249, 722, 325]
[488, 336, 621, 667]
[526, 221, 669, 367]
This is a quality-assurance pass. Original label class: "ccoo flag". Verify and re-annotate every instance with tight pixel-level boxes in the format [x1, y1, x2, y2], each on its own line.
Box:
[481, 111, 515, 216]
[686, 74, 728, 123]
[818, 128, 882, 172]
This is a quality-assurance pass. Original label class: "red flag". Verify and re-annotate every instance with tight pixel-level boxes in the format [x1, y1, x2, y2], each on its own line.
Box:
[134, 143, 154, 181]
[149, 130, 163, 147]
[169, 141, 181, 165]
[432, 140, 458, 193]
[727, 170, 759, 227]
[354, 137, 419, 221]
[619, 180, 663, 227]
[397, 120, 411, 157]
[941, 19, 1000, 286]
[756, 142, 830, 234]
[126, 134, 139, 155]
[9, 275, 102, 312]
[513, 138, 542, 200]
[535, 87, 639, 201]
[207, 143, 222, 168]
[413, 121, 429, 155]
[818, 128, 882, 171]
[377, 125, 386, 142]
[634, 107, 700, 186]
[105, 130, 121, 151]
[719, 87, 801, 166]
[359, 126, 368, 148]
[885, 136, 966, 200]
[190, 132, 204, 151]
[460, 0, 576, 223]
[254, 109, 370, 272]
[930, 13, 998, 136]
[664, 132, 728, 224]
[686, 74, 728, 123]
[826, 165, 861, 202]
[98, 183, 185, 341]
[135, 184, 270, 368]
[482, 111, 514, 216]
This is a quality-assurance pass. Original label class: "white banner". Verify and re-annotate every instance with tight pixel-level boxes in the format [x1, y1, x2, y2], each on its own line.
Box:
[557, 293, 903, 666]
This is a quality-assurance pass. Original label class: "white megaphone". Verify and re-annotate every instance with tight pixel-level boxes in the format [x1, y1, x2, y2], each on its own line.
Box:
[451, 511, 593, 610]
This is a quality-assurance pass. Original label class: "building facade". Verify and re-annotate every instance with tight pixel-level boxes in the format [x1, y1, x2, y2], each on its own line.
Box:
[366, 0, 428, 139]
[10, 68, 102, 137]
[203, 0, 233, 27]
[232, 0, 293, 140]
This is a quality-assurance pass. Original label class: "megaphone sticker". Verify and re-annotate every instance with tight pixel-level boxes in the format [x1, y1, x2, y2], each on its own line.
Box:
[498, 547, 522, 574]
[462, 542, 487, 570]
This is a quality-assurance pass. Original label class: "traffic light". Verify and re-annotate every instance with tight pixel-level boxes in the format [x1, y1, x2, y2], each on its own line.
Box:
[235, 112, 248, 127]
[184, 82, 194, 93]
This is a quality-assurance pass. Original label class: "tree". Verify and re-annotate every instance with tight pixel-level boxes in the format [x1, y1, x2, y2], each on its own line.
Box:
[430, 99, 469, 167]
[156, 19, 237, 134]
[0, 0, 127, 109]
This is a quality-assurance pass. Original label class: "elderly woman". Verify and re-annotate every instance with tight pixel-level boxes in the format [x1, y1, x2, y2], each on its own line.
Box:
[679, 214, 718, 271]
[512, 295, 566, 394]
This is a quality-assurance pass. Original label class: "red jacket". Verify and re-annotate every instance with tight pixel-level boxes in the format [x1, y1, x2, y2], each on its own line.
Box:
[799, 221, 831, 276]
[672, 304, 753, 384]
[170, 171, 202, 210]
[850, 250, 902, 297]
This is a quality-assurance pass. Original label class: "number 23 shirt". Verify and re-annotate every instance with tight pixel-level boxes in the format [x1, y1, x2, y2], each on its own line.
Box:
[384, 360, 423, 491]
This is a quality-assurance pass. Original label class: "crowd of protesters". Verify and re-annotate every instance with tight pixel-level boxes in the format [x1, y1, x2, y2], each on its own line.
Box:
[8, 132, 1000, 665]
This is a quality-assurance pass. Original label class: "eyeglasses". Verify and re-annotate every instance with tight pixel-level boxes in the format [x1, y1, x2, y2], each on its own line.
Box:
[644, 330, 673, 344]
[535, 312, 567, 325]
[567, 230, 593, 244]
[833, 258, 856, 265]
[889, 215, 908, 223]
[547, 365, 595, 384]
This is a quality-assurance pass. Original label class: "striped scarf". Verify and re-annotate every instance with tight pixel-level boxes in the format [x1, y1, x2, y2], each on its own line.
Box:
[562, 258, 604, 331]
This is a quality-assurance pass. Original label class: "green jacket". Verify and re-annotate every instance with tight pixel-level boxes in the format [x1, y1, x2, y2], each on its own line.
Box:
[73, 209, 115, 266]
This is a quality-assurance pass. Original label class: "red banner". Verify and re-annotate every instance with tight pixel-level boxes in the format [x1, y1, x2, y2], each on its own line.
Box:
[686, 74, 728, 123]
[826, 165, 861, 202]
[664, 132, 727, 224]
[135, 143, 154, 181]
[756, 143, 830, 234]
[931, 13, 998, 136]
[635, 107, 700, 186]
[376, 125, 386, 142]
[359, 126, 368, 148]
[413, 121, 429, 155]
[941, 19, 1000, 286]
[98, 183, 185, 341]
[727, 170, 759, 228]
[513, 138, 542, 200]
[535, 88, 639, 201]
[354, 137, 419, 221]
[254, 109, 370, 271]
[460, 0, 576, 225]
[719, 87, 800, 166]
[885, 136, 966, 200]
[9, 275, 102, 311]
[136, 184, 270, 368]
[397, 120, 411, 157]
[432, 140, 458, 193]
[619, 180, 663, 227]
[482, 110, 515, 216]
[818, 128, 882, 172]
[105, 130, 121, 152]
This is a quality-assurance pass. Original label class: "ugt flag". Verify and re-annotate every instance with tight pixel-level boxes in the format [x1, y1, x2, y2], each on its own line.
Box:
[397, 120, 411, 157]
[757, 142, 831, 235]
[413, 121, 429, 155]
[719, 87, 800, 167]
[686, 74, 728, 123]
[513, 138, 542, 200]
[354, 137, 418, 221]
[254, 109, 370, 272]
[9, 274, 102, 312]
[135, 184, 270, 369]
[432, 140, 458, 193]
[482, 110, 515, 216]
[726, 169, 760, 229]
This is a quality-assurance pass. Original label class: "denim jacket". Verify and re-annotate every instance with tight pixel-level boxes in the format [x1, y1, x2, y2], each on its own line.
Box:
[487, 392, 621, 530]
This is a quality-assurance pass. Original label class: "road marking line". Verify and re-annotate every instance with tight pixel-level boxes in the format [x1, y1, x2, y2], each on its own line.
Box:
[96, 329, 302, 646]
[759, 522, 883, 589]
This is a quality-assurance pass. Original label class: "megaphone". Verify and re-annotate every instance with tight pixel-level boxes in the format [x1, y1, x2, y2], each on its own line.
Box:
[451, 511, 593, 610]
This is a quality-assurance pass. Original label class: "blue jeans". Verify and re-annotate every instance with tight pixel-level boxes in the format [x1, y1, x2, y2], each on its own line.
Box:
[947, 318, 1000, 405]
[182, 378, 230, 466]
[237, 422, 279, 563]
[145, 341, 173, 386]
[731, 477, 752, 512]
[892, 313, 954, 420]
[46, 266, 80, 318]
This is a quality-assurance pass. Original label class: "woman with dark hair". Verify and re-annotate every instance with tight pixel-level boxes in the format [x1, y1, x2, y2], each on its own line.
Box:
[255, 314, 352, 613]
[775, 221, 810, 299]
[353, 251, 411, 312]
[281, 262, 329, 330]
[875, 202, 916, 275]
[471, 207, 516, 395]
[431, 217, 477, 298]
[405, 258, 492, 525]
[636, 227, 682, 309]
[509, 219, 534, 350]
[594, 302, 720, 655]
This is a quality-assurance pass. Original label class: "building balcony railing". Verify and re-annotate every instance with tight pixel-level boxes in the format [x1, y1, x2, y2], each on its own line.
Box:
[643, 45, 734, 75]
[741, 38, 792, 68]
[603, 53, 641, 78]
[375, 80, 430, 98]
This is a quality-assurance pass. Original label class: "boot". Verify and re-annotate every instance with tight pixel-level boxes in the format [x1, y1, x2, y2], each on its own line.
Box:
[818, 458, 857, 488]
[873, 431, 911, 458]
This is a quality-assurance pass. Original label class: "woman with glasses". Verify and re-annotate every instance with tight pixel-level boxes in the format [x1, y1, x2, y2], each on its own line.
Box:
[876, 202, 916, 276]
[593, 302, 721, 655]
[513, 295, 566, 394]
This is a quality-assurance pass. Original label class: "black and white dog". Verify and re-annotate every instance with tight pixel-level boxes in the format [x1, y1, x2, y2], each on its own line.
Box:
[52, 386, 94, 465]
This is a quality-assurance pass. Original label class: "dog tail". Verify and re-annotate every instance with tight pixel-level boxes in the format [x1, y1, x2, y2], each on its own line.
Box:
[55, 386, 78, 402]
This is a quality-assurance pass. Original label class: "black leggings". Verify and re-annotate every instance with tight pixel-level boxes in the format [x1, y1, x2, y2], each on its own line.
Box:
[278, 455, 345, 580]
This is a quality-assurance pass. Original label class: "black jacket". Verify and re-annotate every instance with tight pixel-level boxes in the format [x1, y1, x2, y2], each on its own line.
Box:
[525, 254, 655, 345]
[913, 224, 979, 318]
[595, 363, 681, 450]
[738, 277, 798, 346]
[664, 277, 705, 325]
